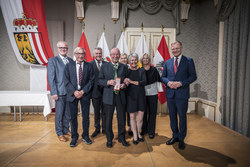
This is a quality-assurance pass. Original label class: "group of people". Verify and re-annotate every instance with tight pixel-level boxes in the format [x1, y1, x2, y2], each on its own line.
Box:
[47, 40, 197, 150]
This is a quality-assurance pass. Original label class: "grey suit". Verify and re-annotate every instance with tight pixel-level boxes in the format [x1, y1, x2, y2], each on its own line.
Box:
[47, 55, 71, 136]
[98, 62, 128, 142]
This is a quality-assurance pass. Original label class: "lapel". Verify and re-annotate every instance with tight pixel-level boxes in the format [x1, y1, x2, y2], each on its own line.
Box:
[56, 55, 65, 66]
[70, 61, 77, 86]
[176, 55, 186, 74]
[169, 58, 175, 73]
[82, 61, 88, 83]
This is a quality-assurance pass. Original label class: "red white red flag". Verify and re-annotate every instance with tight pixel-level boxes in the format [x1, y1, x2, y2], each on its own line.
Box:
[78, 32, 93, 62]
[0, 0, 54, 65]
[153, 35, 171, 104]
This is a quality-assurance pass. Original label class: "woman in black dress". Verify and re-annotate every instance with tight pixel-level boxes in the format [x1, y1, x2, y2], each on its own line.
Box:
[124, 53, 147, 144]
[141, 53, 161, 139]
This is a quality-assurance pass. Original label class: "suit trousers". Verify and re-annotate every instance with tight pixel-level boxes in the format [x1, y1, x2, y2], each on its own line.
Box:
[167, 98, 188, 141]
[69, 98, 90, 140]
[55, 95, 70, 136]
[142, 95, 158, 135]
[92, 97, 105, 131]
[103, 94, 126, 142]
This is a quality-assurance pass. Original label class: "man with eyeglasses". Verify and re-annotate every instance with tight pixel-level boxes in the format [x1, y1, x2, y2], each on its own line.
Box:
[64, 47, 94, 147]
[48, 41, 71, 142]
[98, 48, 130, 148]
[161, 41, 197, 150]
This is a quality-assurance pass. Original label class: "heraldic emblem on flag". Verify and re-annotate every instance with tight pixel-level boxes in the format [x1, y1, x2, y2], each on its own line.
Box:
[0, 0, 54, 66]
[13, 13, 48, 64]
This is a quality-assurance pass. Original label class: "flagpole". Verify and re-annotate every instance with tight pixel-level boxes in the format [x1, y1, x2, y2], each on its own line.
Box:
[141, 23, 143, 32]
[103, 24, 105, 32]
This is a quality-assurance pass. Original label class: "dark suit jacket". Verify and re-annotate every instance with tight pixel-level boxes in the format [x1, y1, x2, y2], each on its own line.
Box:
[90, 60, 107, 99]
[98, 62, 128, 105]
[64, 59, 95, 102]
[161, 55, 197, 99]
[47, 55, 72, 96]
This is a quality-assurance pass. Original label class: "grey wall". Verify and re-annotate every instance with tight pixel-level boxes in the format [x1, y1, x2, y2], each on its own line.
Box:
[0, 0, 218, 102]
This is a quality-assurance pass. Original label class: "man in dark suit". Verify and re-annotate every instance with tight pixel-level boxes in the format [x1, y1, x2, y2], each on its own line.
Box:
[64, 47, 95, 147]
[47, 41, 71, 142]
[98, 48, 130, 148]
[161, 41, 197, 150]
[90, 47, 107, 137]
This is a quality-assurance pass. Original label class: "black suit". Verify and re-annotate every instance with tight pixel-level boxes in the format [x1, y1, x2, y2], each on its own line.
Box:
[98, 62, 128, 142]
[90, 60, 106, 132]
[64, 59, 95, 140]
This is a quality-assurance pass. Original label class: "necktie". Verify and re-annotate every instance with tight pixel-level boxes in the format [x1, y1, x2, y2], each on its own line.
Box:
[97, 61, 101, 71]
[174, 57, 178, 74]
[79, 63, 83, 87]
[63, 57, 68, 64]
[114, 64, 119, 95]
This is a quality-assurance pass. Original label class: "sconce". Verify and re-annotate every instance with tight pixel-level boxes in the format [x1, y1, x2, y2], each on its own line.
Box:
[75, 0, 84, 23]
[180, 0, 191, 22]
[111, 0, 119, 23]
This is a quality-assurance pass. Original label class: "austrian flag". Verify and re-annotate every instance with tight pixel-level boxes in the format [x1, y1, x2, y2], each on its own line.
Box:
[0, 0, 54, 65]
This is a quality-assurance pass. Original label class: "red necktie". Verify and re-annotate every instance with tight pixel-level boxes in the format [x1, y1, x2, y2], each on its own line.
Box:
[174, 57, 178, 74]
[79, 63, 83, 86]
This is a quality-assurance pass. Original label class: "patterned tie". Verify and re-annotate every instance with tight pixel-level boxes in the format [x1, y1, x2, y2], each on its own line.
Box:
[174, 57, 178, 74]
[79, 63, 83, 87]
[63, 57, 68, 64]
[114, 64, 119, 95]
[97, 61, 101, 71]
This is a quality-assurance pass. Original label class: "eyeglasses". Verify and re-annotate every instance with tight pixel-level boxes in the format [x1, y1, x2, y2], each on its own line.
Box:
[58, 47, 68, 50]
[75, 52, 85, 55]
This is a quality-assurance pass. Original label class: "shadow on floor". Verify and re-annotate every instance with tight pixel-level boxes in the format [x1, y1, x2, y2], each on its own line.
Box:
[173, 144, 237, 167]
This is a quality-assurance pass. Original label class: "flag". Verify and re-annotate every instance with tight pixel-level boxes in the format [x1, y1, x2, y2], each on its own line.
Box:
[97, 32, 110, 62]
[78, 32, 93, 62]
[116, 32, 129, 55]
[0, 0, 54, 65]
[135, 32, 149, 61]
[153, 35, 171, 104]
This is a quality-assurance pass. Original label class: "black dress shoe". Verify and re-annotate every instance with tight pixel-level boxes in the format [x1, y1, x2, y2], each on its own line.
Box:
[82, 137, 92, 145]
[106, 142, 112, 148]
[178, 141, 186, 150]
[149, 134, 154, 139]
[91, 130, 100, 138]
[166, 138, 179, 145]
[70, 139, 77, 147]
[138, 137, 144, 142]
[133, 139, 139, 145]
[118, 139, 130, 147]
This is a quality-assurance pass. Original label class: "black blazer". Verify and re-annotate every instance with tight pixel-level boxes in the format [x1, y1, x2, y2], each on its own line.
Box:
[98, 62, 128, 105]
[90, 60, 107, 98]
[64, 59, 95, 102]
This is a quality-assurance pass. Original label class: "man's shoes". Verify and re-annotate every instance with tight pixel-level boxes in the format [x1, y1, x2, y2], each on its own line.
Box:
[102, 130, 106, 134]
[118, 139, 130, 147]
[64, 132, 71, 136]
[70, 139, 77, 147]
[58, 135, 67, 142]
[149, 134, 155, 139]
[82, 137, 92, 145]
[106, 141, 112, 148]
[166, 138, 179, 145]
[178, 141, 186, 150]
[91, 130, 100, 138]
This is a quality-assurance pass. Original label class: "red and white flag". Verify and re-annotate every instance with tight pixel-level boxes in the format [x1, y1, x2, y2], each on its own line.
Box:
[153, 35, 171, 104]
[78, 32, 93, 62]
[0, 0, 54, 65]
[97, 32, 110, 62]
